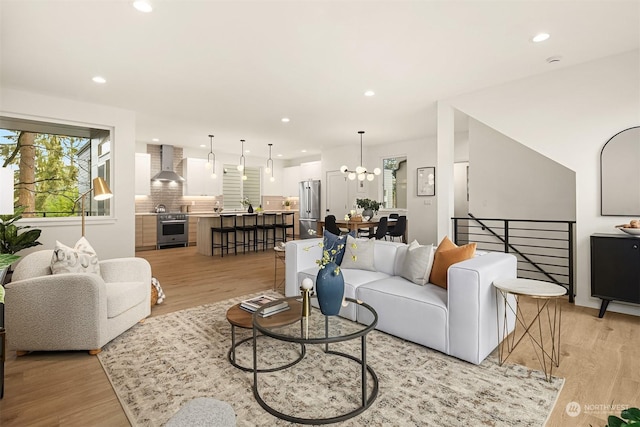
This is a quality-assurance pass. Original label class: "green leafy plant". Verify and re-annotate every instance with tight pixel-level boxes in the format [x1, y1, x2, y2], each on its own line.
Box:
[0, 206, 42, 255]
[606, 407, 640, 427]
[356, 198, 381, 213]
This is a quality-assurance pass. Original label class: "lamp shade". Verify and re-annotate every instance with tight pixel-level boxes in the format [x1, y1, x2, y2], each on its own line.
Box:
[92, 177, 113, 201]
[0, 167, 14, 214]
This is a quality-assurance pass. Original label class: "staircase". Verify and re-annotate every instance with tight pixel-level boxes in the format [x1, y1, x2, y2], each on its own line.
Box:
[452, 213, 576, 302]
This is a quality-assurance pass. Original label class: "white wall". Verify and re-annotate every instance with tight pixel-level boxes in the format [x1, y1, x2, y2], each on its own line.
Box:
[447, 50, 640, 316]
[1, 88, 136, 259]
[181, 146, 284, 197]
[468, 118, 576, 221]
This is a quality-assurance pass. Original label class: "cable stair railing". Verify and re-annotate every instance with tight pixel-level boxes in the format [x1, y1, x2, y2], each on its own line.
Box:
[452, 213, 576, 303]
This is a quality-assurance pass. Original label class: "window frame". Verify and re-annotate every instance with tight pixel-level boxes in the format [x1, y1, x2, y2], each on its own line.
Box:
[0, 114, 115, 224]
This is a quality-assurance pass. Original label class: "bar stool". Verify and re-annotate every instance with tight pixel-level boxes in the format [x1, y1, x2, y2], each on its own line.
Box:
[275, 212, 295, 242]
[257, 213, 277, 250]
[236, 214, 258, 253]
[211, 214, 237, 257]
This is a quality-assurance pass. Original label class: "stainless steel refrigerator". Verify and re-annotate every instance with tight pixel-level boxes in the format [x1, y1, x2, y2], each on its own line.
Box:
[299, 180, 321, 239]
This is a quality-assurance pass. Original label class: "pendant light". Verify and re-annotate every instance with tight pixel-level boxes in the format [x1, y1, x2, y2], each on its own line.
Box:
[265, 143, 275, 182]
[237, 139, 247, 180]
[340, 131, 381, 182]
[205, 134, 217, 179]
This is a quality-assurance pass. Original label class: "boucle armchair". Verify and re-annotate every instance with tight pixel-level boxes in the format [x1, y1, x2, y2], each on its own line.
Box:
[4, 250, 151, 355]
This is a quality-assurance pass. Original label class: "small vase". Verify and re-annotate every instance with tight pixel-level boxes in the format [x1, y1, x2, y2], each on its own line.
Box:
[248, 204, 254, 213]
[315, 261, 344, 316]
[362, 208, 373, 219]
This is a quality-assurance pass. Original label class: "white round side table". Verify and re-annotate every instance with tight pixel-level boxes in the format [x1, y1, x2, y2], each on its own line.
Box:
[493, 278, 567, 382]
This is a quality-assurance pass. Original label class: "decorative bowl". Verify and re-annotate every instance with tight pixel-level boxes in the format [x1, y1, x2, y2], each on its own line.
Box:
[616, 226, 640, 236]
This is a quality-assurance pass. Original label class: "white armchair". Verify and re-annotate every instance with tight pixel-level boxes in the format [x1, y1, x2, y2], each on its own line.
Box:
[4, 250, 151, 355]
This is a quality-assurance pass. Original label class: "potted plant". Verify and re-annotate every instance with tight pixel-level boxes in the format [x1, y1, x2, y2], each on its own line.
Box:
[284, 200, 291, 210]
[606, 407, 640, 427]
[0, 206, 42, 285]
[356, 198, 381, 219]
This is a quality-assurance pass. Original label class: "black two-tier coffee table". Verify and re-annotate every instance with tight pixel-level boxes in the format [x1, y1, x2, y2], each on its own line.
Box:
[252, 296, 379, 425]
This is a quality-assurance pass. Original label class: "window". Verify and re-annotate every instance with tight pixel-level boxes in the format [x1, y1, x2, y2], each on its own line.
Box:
[382, 156, 407, 209]
[222, 164, 261, 209]
[0, 116, 112, 218]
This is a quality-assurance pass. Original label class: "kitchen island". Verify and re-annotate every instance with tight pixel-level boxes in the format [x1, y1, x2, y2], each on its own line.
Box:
[195, 210, 297, 256]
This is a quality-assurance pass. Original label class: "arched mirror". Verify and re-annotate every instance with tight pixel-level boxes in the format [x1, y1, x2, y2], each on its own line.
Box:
[601, 126, 640, 215]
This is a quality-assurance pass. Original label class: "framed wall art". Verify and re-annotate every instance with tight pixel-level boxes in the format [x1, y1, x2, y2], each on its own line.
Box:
[417, 166, 435, 196]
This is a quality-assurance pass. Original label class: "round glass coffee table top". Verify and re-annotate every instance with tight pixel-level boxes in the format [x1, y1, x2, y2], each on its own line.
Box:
[253, 296, 377, 343]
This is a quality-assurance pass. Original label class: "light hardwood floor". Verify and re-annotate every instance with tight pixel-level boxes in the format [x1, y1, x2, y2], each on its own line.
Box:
[0, 246, 638, 426]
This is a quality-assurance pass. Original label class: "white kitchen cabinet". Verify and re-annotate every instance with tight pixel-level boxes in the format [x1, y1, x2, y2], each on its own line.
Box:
[282, 166, 300, 197]
[300, 161, 321, 181]
[183, 157, 220, 196]
[135, 152, 151, 196]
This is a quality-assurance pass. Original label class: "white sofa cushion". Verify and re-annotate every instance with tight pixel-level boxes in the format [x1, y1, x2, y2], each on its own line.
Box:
[356, 276, 449, 354]
[373, 240, 405, 275]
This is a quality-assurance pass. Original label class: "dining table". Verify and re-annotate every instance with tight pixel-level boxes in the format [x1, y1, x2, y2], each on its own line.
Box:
[316, 217, 406, 243]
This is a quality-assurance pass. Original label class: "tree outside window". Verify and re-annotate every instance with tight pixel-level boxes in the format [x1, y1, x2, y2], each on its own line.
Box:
[0, 117, 111, 218]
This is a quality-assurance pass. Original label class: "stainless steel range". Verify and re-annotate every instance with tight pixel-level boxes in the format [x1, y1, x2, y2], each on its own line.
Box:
[157, 213, 188, 249]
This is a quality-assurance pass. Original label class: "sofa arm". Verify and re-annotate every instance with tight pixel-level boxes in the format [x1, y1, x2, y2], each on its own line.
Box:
[5, 274, 108, 350]
[447, 252, 517, 364]
[285, 238, 322, 297]
[99, 257, 152, 285]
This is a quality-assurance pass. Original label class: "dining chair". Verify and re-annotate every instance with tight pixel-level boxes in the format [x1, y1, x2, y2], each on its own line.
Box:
[373, 217, 388, 240]
[324, 215, 343, 236]
[387, 215, 406, 243]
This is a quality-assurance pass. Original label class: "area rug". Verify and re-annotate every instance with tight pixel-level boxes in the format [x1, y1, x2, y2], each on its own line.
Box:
[97, 292, 564, 426]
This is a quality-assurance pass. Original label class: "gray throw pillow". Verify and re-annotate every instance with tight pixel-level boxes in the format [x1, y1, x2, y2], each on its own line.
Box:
[401, 241, 435, 285]
[340, 235, 376, 271]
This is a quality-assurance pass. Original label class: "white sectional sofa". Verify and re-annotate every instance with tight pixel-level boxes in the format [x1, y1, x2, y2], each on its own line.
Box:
[285, 238, 517, 365]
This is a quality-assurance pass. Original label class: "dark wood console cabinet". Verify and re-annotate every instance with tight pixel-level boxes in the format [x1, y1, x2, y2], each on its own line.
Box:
[590, 233, 640, 318]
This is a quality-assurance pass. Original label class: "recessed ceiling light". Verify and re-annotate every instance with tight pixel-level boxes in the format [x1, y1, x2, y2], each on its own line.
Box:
[281, 117, 290, 123]
[301, 149, 307, 153]
[152, 138, 159, 142]
[199, 144, 206, 148]
[92, 76, 106, 84]
[277, 154, 283, 157]
[532, 33, 550, 43]
[133, 1, 153, 13]
[364, 90, 375, 97]
[245, 150, 250, 153]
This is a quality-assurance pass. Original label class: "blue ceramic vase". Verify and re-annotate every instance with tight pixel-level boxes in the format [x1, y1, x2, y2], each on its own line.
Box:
[315, 261, 344, 316]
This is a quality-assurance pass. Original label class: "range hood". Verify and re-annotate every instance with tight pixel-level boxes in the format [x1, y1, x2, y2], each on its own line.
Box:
[152, 145, 185, 182]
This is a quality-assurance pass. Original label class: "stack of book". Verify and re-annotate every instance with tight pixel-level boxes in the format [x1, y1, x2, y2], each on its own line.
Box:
[240, 295, 289, 317]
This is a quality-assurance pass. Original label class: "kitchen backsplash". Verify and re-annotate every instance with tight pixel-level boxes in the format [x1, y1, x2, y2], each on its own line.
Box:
[135, 144, 298, 213]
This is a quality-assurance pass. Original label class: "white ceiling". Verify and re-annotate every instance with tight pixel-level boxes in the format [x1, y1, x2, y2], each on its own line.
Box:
[1, 1, 638, 160]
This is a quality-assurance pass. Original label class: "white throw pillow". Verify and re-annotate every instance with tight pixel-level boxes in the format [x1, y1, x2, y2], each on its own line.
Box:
[400, 240, 435, 285]
[51, 236, 101, 275]
[340, 235, 376, 271]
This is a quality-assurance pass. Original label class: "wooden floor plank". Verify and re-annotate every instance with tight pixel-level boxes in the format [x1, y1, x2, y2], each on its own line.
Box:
[0, 246, 637, 426]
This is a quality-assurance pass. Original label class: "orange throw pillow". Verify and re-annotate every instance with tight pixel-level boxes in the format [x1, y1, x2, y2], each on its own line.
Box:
[429, 237, 476, 289]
